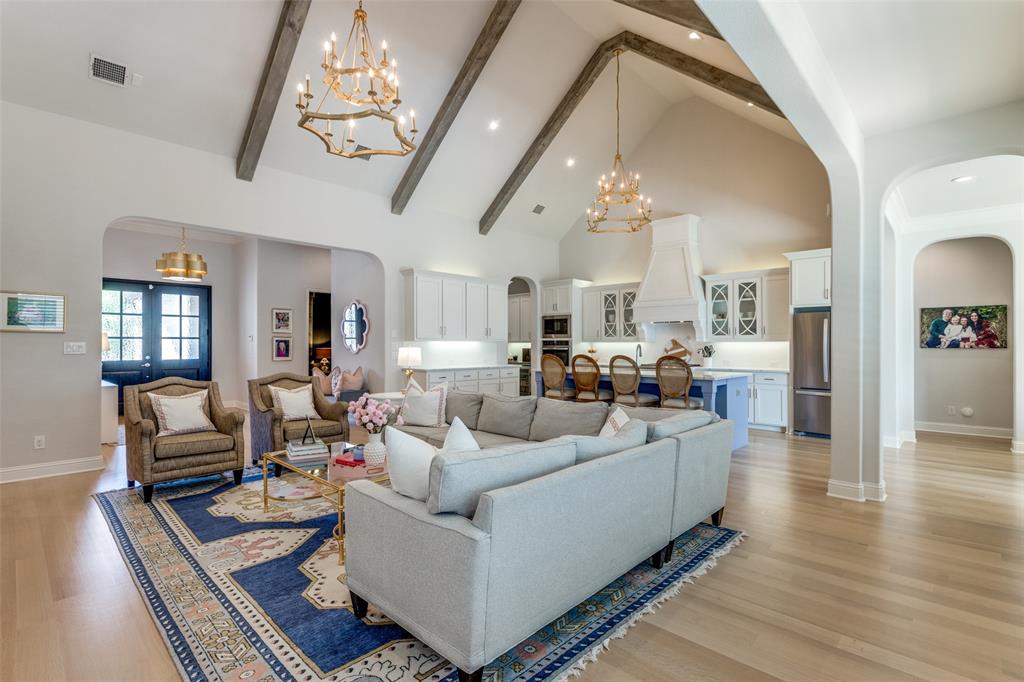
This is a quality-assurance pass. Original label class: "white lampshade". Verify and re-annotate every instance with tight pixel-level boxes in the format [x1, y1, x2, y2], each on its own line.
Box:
[397, 346, 422, 368]
[101, 331, 111, 353]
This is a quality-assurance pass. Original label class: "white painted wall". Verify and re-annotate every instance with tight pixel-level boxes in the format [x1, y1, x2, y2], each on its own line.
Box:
[912, 237, 1013, 433]
[0, 101, 558, 479]
[559, 97, 830, 283]
[101, 226, 245, 404]
[331, 249, 386, 392]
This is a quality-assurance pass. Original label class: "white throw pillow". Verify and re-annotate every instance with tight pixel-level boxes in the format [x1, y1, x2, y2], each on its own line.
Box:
[399, 379, 447, 427]
[385, 426, 436, 501]
[442, 417, 480, 453]
[149, 389, 216, 437]
[599, 406, 630, 437]
[269, 384, 320, 421]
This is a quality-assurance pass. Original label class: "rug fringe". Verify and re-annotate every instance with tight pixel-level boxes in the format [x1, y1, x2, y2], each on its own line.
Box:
[554, 530, 746, 682]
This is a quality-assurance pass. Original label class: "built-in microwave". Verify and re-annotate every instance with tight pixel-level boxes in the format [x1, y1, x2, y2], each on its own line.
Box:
[542, 315, 571, 338]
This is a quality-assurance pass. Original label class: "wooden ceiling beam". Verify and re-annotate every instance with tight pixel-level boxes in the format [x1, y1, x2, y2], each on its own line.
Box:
[236, 0, 311, 182]
[391, 0, 522, 215]
[612, 0, 722, 40]
[478, 32, 627, 235]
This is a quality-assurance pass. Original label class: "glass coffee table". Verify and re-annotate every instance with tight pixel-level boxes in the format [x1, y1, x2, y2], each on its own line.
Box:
[262, 444, 389, 565]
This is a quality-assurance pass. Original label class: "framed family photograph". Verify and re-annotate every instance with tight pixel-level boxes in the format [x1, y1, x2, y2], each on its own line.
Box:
[1, 291, 66, 333]
[920, 305, 1008, 349]
[272, 336, 292, 361]
[272, 308, 293, 333]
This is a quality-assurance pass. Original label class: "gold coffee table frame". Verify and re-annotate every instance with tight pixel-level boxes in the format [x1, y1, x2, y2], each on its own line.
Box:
[261, 450, 388, 565]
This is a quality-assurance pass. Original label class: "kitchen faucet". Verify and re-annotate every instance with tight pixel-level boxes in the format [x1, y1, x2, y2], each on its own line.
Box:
[635, 343, 643, 365]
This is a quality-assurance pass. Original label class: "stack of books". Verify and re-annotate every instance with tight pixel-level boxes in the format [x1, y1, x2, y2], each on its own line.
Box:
[286, 439, 328, 462]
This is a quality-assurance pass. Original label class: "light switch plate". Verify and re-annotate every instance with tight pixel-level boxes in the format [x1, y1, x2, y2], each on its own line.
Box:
[63, 341, 87, 355]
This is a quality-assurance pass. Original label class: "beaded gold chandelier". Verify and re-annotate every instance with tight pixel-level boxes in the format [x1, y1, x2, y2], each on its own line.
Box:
[296, 0, 417, 159]
[155, 227, 207, 282]
[586, 50, 652, 233]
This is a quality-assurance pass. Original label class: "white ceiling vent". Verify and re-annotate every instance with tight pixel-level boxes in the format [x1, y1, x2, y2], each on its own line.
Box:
[89, 54, 129, 87]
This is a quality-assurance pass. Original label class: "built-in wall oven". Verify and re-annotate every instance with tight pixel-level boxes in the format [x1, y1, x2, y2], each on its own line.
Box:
[542, 315, 571, 339]
[541, 339, 570, 366]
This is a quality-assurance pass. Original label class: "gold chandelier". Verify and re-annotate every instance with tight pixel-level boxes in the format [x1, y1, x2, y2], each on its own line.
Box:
[156, 227, 207, 282]
[296, 0, 417, 159]
[586, 50, 652, 234]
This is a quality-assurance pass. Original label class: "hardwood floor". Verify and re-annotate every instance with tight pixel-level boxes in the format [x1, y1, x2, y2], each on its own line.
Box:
[1, 430, 1020, 681]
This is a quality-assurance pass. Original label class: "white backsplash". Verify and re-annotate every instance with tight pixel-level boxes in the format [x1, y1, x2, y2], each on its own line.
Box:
[408, 340, 502, 368]
[710, 341, 790, 369]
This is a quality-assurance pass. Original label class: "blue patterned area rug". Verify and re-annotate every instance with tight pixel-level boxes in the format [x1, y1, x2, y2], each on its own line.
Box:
[94, 471, 743, 682]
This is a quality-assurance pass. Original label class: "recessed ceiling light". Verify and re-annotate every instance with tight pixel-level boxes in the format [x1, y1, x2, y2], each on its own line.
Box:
[951, 175, 974, 183]
[688, 31, 701, 40]
[566, 158, 576, 167]
[746, 102, 754, 107]
[488, 119, 500, 131]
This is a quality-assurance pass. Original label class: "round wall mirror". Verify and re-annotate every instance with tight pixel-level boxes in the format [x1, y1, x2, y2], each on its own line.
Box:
[342, 300, 369, 354]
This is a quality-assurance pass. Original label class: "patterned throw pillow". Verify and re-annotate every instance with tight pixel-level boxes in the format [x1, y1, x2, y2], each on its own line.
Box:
[269, 384, 320, 421]
[398, 378, 447, 427]
[599, 406, 630, 437]
[149, 389, 216, 437]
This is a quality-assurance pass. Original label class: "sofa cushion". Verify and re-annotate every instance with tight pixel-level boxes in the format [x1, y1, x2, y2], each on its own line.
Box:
[283, 418, 345, 442]
[154, 431, 234, 459]
[528, 398, 609, 441]
[470, 430, 529, 448]
[427, 440, 576, 517]
[476, 394, 537, 440]
[393, 424, 450, 448]
[559, 419, 649, 463]
[619, 406, 719, 441]
[445, 391, 484, 430]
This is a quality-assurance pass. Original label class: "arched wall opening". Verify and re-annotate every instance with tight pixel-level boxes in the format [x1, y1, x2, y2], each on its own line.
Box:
[507, 275, 540, 395]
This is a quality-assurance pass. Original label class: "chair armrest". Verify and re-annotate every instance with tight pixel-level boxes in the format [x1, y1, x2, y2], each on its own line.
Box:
[316, 397, 348, 422]
[345, 481, 490, 672]
[212, 408, 245, 436]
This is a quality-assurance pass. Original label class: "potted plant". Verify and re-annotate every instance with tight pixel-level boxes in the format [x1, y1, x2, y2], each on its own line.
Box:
[347, 394, 396, 466]
[697, 344, 716, 368]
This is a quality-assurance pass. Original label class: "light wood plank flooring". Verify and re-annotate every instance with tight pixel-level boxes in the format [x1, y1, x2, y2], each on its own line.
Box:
[1, 430, 1020, 681]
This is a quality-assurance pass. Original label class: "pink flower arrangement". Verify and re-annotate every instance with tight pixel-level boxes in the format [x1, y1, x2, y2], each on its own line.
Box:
[347, 394, 396, 434]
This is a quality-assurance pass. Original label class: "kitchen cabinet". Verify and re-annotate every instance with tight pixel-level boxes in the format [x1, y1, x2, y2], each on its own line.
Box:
[541, 285, 571, 314]
[784, 248, 831, 308]
[703, 268, 789, 342]
[508, 293, 532, 342]
[403, 270, 507, 342]
[747, 372, 788, 429]
[408, 366, 520, 397]
[581, 283, 640, 342]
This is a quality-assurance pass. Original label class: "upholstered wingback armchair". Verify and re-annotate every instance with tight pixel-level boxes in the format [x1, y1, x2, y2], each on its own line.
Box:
[247, 373, 350, 465]
[124, 377, 246, 503]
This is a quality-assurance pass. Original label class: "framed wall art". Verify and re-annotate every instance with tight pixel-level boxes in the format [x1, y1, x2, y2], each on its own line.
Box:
[1, 291, 66, 333]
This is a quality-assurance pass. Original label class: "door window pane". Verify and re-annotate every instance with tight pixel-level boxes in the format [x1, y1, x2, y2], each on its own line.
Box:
[181, 316, 199, 338]
[122, 291, 143, 314]
[182, 295, 199, 315]
[122, 314, 143, 337]
[102, 290, 121, 313]
[161, 293, 180, 315]
[161, 316, 180, 337]
[102, 314, 121, 337]
[162, 339, 181, 360]
[122, 339, 143, 361]
[102, 344, 120, 362]
[182, 339, 199, 360]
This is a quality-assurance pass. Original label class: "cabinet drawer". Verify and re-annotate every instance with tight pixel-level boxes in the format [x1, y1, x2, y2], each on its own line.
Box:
[456, 370, 479, 381]
[455, 381, 479, 393]
[479, 369, 499, 380]
[478, 380, 500, 394]
[428, 381, 450, 391]
[755, 372, 789, 386]
[426, 371, 452, 384]
[499, 367, 518, 378]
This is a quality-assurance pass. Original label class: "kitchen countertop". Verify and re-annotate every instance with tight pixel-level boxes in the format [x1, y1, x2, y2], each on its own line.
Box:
[551, 367, 752, 381]
[414, 364, 518, 371]
[710, 366, 789, 374]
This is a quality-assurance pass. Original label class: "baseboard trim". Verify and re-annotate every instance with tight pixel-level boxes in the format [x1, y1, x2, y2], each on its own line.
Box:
[749, 423, 786, 433]
[899, 430, 917, 444]
[883, 435, 903, 449]
[0, 455, 105, 484]
[915, 421, 1012, 439]
[1012, 440, 1024, 455]
[864, 481, 887, 502]
[826, 479, 865, 502]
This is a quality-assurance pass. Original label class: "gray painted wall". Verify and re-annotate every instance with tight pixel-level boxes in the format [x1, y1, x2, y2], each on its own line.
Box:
[331, 249, 386, 393]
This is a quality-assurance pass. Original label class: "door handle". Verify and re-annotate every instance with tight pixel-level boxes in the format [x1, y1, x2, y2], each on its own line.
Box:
[141, 362, 151, 367]
[822, 317, 830, 384]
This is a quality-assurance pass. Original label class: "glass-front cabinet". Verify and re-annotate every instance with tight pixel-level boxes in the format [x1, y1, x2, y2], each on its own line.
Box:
[601, 291, 618, 340]
[734, 278, 760, 338]
[620, 288, 638, 339]
[704, 269, 787, 342]
[708, 281, 732, 340]
[581, 283, 641, 342]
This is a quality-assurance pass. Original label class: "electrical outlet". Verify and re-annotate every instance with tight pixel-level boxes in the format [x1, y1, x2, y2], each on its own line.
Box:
[947, 405, 956, 416]
[33, 435, 46, 449]
[63, 341, 86, 354]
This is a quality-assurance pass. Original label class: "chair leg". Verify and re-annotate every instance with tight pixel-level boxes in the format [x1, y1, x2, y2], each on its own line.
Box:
[142, 485, 154, 503]
[350, 591, 369, 619]
[127, 479, 135, 488]
[232, 468, 243, 485]
[457, 669, 483, 682]
[711, 507, 724, 526]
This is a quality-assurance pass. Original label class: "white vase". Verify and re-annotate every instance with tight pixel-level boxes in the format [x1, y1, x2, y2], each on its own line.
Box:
[363, 432, 387, 467]
[702, 356, 713, 368]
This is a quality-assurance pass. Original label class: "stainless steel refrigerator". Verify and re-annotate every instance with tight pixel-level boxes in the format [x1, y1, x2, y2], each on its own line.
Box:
[793, 309, 831, 436]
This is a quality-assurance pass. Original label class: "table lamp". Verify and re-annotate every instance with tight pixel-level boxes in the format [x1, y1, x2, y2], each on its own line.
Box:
[101, 331, 110, 354]
[397, 346, 422, 379]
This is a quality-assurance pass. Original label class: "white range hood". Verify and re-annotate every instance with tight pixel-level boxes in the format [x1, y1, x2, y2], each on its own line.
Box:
[633, 214, 707, 338]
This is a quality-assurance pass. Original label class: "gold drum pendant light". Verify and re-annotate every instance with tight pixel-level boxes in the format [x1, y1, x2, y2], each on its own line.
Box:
[586, 50, 652, 234]
[156, 227, 207, 282]
[296, 0, 417, 159]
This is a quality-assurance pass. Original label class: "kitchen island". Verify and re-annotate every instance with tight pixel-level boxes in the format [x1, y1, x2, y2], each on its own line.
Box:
[535, 368, 750, 450]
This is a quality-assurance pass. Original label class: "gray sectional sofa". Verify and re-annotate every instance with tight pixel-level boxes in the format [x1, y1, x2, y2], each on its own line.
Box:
[345, 393, 734, 682]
